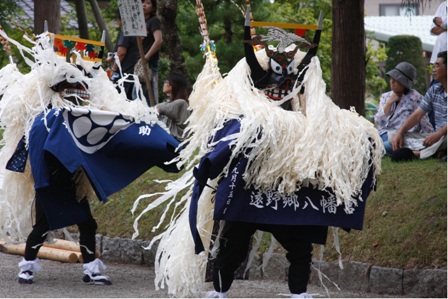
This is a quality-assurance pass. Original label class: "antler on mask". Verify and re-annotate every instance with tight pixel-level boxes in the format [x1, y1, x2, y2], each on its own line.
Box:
[243, 6, 323, 98]
[296, 10, 323, 86]
[243, 6, 270, 89]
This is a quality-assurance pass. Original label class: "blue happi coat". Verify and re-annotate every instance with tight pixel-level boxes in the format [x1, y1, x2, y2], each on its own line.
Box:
[189, 118, 375, 253]
[8, 108, 180, 229]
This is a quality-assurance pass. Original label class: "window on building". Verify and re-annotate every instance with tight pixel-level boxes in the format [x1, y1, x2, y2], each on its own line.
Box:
[379, 4, 419, 16]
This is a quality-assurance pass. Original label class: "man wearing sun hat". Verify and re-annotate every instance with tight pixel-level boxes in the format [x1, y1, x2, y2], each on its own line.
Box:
[374, 61, 433, 155]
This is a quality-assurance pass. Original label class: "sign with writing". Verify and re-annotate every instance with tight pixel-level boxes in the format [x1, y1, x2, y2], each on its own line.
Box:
[118, 0, 146, 37]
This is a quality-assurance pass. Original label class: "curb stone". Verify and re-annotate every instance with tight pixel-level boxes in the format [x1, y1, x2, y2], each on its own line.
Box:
[90, 234, 447, 298]
[368, 265, 403, 295]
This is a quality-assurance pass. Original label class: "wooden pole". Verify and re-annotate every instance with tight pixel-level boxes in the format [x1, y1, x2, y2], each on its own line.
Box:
[43, 239, 81, 252]
[0, 238, 99, 263]
[44, 239, 100, 258]
[136, 37, 155, 107]
[74, 0, 90, 39]
[0, 243, 79, 263]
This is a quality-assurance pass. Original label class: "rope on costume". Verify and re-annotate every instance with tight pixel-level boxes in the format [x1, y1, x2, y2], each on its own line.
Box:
[261, 233, 277, 276]
[313, 244, 341, 297]
[244, 230, 265, 276]
[129, 3, 225, 295]
[332, 227, 344, 269]
[148, 177, 217, 297]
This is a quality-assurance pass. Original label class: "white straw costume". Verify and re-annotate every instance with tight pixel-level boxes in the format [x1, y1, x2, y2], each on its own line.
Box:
[130, 35, 384, 295]
[0, 30, 167, 243]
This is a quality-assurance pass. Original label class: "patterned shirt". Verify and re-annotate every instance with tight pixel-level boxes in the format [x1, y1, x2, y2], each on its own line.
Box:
[419, 83, 448, 132]
[374, 89, 434, 136]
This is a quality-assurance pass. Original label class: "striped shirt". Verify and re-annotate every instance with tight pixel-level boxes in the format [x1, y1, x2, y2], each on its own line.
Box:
[419, 83, 447, 132]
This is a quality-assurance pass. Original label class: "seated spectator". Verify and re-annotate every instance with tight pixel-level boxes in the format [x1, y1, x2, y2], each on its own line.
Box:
[390, 51, 447, 162]
[428, 1, 447, 126]
[374, 62, 433, 155]
[156, 73, 191, 142]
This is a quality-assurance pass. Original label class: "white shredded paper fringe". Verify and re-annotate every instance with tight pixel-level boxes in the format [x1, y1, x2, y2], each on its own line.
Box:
[0, 30, 162, 243]
[131, 46, 384, 297]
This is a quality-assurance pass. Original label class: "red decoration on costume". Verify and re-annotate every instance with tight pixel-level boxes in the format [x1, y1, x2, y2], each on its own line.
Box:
[88, 51, 97, 59]
[295, 29, 306, 37]
[59, 46, 69, 56]
[76, 42, 86, 51]
[54, 39, 63, 51]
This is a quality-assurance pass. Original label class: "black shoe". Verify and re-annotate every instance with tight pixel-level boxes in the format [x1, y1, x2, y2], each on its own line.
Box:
[391, 148, 417, 162]
[18, 271, 33, 284]
[82, 273, 112, 285]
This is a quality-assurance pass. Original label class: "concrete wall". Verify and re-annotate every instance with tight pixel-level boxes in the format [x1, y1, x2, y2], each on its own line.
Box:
[365, 0, 443, 16]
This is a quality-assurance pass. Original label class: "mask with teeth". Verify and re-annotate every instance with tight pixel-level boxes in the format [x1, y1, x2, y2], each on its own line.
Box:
[50, 64, 92, 106]
[243, 8, 323, 109]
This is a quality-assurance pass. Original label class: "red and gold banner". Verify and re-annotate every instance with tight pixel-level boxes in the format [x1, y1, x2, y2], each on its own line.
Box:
[51, 34, 105, 62]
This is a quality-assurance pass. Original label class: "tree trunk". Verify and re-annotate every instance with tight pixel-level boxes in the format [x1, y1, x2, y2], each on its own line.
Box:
[87, 0, 114, 51]
[159, 0, 189, 80]
[74, 0, 90, 39]
[223, 12, 233, 44]
[34, 0, 60, 34]
[331, 0, 366, 116]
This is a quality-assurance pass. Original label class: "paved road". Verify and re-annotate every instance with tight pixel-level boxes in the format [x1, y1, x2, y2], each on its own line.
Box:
[0, 251, 403, 298]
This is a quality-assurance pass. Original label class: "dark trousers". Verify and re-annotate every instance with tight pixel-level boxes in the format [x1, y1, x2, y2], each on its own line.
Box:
[213, 221, 322, 294]
[24, 193, 98, 264]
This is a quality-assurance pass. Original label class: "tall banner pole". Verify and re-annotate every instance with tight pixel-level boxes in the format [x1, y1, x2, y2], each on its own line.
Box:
[117, 0, 155, 107]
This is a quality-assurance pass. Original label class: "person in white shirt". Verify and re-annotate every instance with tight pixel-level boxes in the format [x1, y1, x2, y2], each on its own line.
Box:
[430, 1, 447, 65]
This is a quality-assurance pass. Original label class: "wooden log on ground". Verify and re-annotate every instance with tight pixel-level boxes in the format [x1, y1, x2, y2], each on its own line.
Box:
[43, 239, 81, 252]
[44, 238, 100, 258]
[0, 243, 79, 263]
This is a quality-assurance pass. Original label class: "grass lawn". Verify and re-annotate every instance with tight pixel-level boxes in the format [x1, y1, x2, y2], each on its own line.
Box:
[91, 156, 447, 270]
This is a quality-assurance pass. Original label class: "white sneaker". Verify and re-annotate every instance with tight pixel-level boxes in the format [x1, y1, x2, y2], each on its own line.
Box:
[291, 293, 312, 298]
[205, 290, 228, 298]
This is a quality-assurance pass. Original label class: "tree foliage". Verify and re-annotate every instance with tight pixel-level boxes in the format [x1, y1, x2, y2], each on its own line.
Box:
[0, 0, 402, 108]
[0, 0, 32, 72]
[365, 40, 388, 101]
[175, 0, 334, 91]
